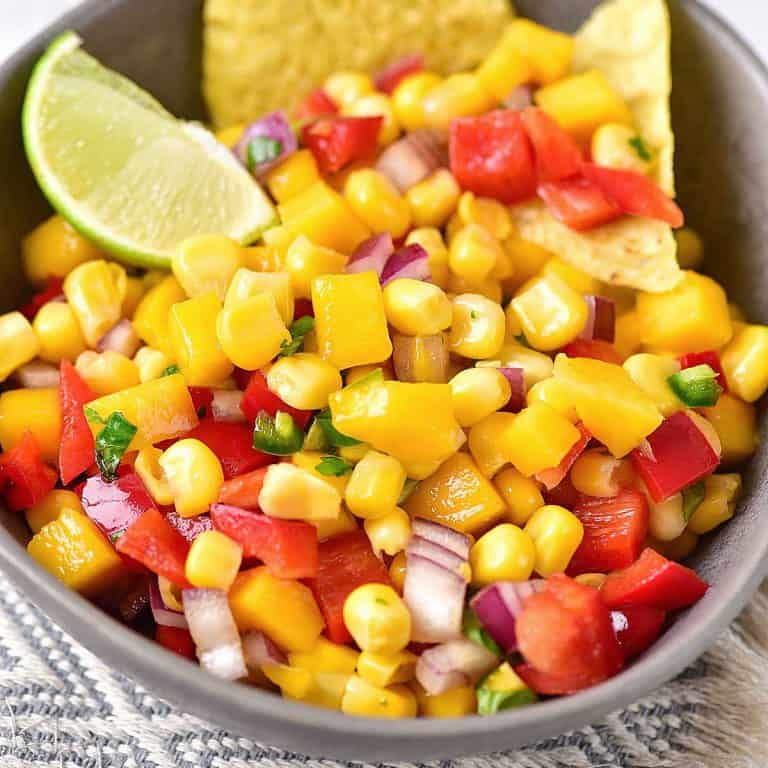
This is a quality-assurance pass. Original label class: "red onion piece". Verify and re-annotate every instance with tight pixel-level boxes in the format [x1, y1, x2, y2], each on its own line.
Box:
[346, 233, 394, 277]
[499, 367, 526, 412]
[415, 639, 498, 695]
[411, 518, 471, 560]
[242, 631, 286, 669]
[150, 578, 188, 629]
[211, 390, 246, 423]
[580, 296, 616, 342]
[183, 588, 247, 680]
[406, 535, 465, 573]
[374, 54, 424, 95]
[375, 129, 447, 192]
[392, 333, 448, 383]
[97, 319, 141, 357]
[470, 580, 547, 654]
[13, 361, 60, 389]
[503, 84, 536, 111]
[381, 244, 430, 285]
[234, 111, 297, 176]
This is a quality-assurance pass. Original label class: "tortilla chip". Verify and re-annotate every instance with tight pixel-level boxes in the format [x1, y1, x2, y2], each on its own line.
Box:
[203, 0, 514, 128]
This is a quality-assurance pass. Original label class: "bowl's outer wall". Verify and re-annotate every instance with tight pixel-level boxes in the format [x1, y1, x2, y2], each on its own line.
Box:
[0, 0, 767, 761]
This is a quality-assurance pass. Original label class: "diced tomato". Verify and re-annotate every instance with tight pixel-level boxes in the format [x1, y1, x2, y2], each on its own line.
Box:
[567, 490, 649, 576]
[536, 423, 591, 490]
[217, 466, 269, 509]
[374, 54, 424, 95]
[188, 387, 213, 418]
[116, 508, 191, 588]
[20, 277, 64, 320]
[306, 530, 391, 644]
[0, 432, 57, 512]
[538, 177, 622, 231]
[449, 110, 537, 205]
[582, 163, 684, 228]
[232, 368, 252, 391]
[293, 298, 315, 320]
[516, 574, 623, 691]
[155, 625, 196, 661]
[240, 371, 312, 428]
[515, 663, 590, 696]
[678, 350, 728, 391]
[602, 547, 708, 611]
[630, 411, 720, 503]
[164, 508, 212, 543]
[80, 471, 155, 540]
[562, 338, 624, 365]
[58, 360, 97, 484]
[520, 107, 583, 183]
[302, 116, 383, 175]
[611, 606, 666, 660]
[211, 503, 318, 579]
[294, 88, 338, 123]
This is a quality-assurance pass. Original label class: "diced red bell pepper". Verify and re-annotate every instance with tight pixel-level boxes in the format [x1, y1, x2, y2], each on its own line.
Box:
[567, 490, 649, 576]
[520, 107, 583, 184]
[535, 423, 591, 490]
[211, 503, 318, 579]
[602, 547, 708, 611]
[293, 298, 315, 320]
[678, 350, 728, 391]
[80, 471, 155, 540]
[0, 432, 57, 512]
[58, 360, 97, 485]
[562, 338, 624, 365]
[543, 475, 583, 510]
[116, 507, 191, 588]
[581, 163, 684, 228]
[630, 411, 720, 503]
[188, 387, 213, 418]
[164, 508, 212, 543]
[302, 116, 383, 175]
[155, 625, 197, 661]
[306, 530, 391, 644]
[240, 371, 312, 429]
[538, 176, 622, 231]
[516, 574, 623, 691]
[294, 88, 338, 123]
[611, 606, 666, 660]
[20, 277, 64, 320]
[374, 54, 424, 95]
[217, 466, 269, 509]
[449, 110, 537, 205]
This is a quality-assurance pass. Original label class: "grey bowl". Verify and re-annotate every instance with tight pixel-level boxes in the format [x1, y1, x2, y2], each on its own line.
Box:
[0, 0, 766, 761]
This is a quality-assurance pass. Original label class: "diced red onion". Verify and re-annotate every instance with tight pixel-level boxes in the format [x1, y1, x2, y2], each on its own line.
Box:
[375, 129, 447, 192]
[411, 518, 471, 560]
[374, 54, 424, 94]
[406, 535, 465, 573]
[211, 390, 246, 423]
[345, 233, 394, 277]
[242, 631, 286, 669]
[579, 296, 616, 342]
[499, 367, 526, 412]
[150, 577, 188, 629]
[234, 111, 297, 176]
[470, 580, 547, 654]
[97, 319, 141, 357]
[392, 333, 448, 383]
[13, 361, 60, 388]
[503, 84, 536, 111]
[380, 244, 430, 285]
[183, 588, 247, 680]
[415, 639, 498, 696]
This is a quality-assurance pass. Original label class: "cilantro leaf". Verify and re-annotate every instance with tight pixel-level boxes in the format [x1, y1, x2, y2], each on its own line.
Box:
[629, 136, 652, 162]
[279, 316, 315, 357]
[162, 364, 181, 376]
[315, 456, 354, 477]
[84, 406, 106, 425]
[682, 480, 706, 523]
[94, 411, 137, 482]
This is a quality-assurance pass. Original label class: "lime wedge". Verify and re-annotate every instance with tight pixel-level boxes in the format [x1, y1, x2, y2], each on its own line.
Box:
[23, 32, 276, 269]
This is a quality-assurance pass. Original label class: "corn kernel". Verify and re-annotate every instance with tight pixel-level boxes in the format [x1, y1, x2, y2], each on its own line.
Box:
[493, 467, 544, 527]
[422, 73, 494, 129]
[414, 683, 477, 717]
[675, 227, 704, 270]
[449, 294, 505, 360]
[121, 277, 146, 319]
[132, 275, 186, 359]
[224, 268, 294, 325]
[540, 258, 601, 296]
[449, 225, 504, 284]
[267, 353, 342, 410]
[688, 474, 742, 535]
[406, 228, 449, 289]
[343, 584, 411, 655]
[0, 388, 61, 463]
[721, 325, 768, 402]
[623, 354, 684, 417]
[259, 463, 342, 521]
[345, 450, 406, 520]
[289, 636, 359, 677]
[343, 169, 411, 239]
[470, 524, 535, 586]
[449, 367, 511, 428]
[324, 71, 374, 108]
[504, 237, 554, 289]
[185, 529, 242, 590]
[699, 394, 758, 465]
[526, 377, 578, 422]
[571, 448, 631, 498]
[172, 235, 243, 302]
[490, 246, 516, 282]
[342, 675, 417, 718]
[655, 529, 699, 562]
[614, 309, 644, 360]
[487, 343, 555, 390]
[382, 279, 452, 337]
[75, 350, 140, 395]
[356, 649, 417, 688]
[134, 445, 173, 506]
[284, 235, 347, 300]
[468, 412, 516, 478]
[133, 346, 170, 383]
[63, 260, 125, 347]
[406, 170, 461, 229]
[26, 489, 82, 533]
[364, 507, 411, 556]
[645, 491, 686, 542]
[159, 438, 224, 518]
[389, 551, 407, 592]
[31, 303, 84, 365]
[343, 92, 401, 146]
[391, 72, 442, 131]
[524, 505, 584, 576]
[591, 124, 655, 176]
[447, 272, 504, 304]
[457, 192, 513, 241]
[266, 149, 320, 203]
[0, 311, 40, 381]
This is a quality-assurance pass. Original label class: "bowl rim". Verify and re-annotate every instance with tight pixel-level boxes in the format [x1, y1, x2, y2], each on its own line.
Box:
[1, 0, 768, 758]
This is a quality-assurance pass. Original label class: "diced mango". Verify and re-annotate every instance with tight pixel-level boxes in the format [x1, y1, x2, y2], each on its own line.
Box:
[266, 149, 320, 203]
[356, 650, 417, 688]
[700, 393, 759, 465]
[468, 412, 517, 478]
[292, 451, 351, 496]
[288, 636, 359, 675]
[0, 388, 61, 463]
[721, 325, 768, 402]
[0, 312, 39, 382]
[284, 236, 348, 300]
[623, 354, 684, 417]
[341, 675, 417, 718]
[414, 683, 477, 717]
[500, 19, 574, 86]
[26, 489, 83, 533]
[132, 275, 186, 359]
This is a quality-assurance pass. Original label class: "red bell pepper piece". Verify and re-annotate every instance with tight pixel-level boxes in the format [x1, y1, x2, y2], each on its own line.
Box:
[155, 625, 196, 661]
[302, 116, 383, 175]
[0, 432, 57, 512]
[20, 277, 64, 320]
[678, 350, 728, 391]
[449, 110, 537, 205]
[58, 360, 97, 485]
[611, 606, 666, 660]
[602, 547, 708, 611]
[516, 574, 623, 692]
[240, 371, 312, 429]
[567, 490, 649, 576]
[293, 298, 315, 320]
[562, 338, 624, 365]
[80, 471, 155, 540]
[581, 163, 684, 228]
[211, 503, 318, 579]
[374, 54, 424, 95]
[543, 475, 583, 510]
[520, 107, 583, 183]
[630, 411, 720, 503]
[538, 176, 622, 231]
[116, 508, 191, 588]
[164, 508, 212, 543]
[217, 466, 269, 509]
[306, 530, 391, 644]
[294, 88, 338, 123]
[188, 387, 213, 418]
[535, 423, 591, 490]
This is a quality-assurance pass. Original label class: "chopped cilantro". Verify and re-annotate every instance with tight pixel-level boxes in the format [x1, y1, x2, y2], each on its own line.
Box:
[94, 411, 138, 482]
[315, 455, 354, 477]
[279, 316, 315, 357]
[629, 136, 652, 162]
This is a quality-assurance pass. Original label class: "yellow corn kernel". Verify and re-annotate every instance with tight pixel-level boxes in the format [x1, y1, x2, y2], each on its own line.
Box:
[292, 451, 351, 497]
[121, 277, 146, 319]
[389, 551, 407, 593]
[614, 309, 644, 360]
[32, 303, 85, 365]
[168, 293, 233, 386]
[675, 227, 704, 270]
[447, 273, 503, 304]
[654, 529, 699, 562]
[645, 491, 686, 542]
[0, 388, 61, 463]
[132, 275, 186, 359]
[470, 524, 536, 586]
[159, 438, 224, 518]
[258, 463, 342, 521]
[574, 573, 607, 589]
[263, 663, 314, 699]
[224, 268, 294, 324]
[637, 271, 732, 353]
[468, 412, 516, 478]
[357, 650, 417, 688]
[133, 346, 170, 383]
[283, 236, 347, 300]
[524, 505, 584, 576]
[22, 215, 101, 286]
[406, 228, 449, 289]
[74, 350, 140, 396]
[449, 294, 505, 360]
[343, 92, 401, 146]
[414, 683, 477, 718]
[457, 192, 513, 241]
[503, 237, 553, 289]
[267, 353, 342, 410]
[391, 72, 442, 131]
[700, 393, 758, 465]
[400, 458, 443, 481]
[490, 246, 516, 282]
[312, 505, 358, 541]
[535, 70, 633, 143]
[622, 354, 684, 417]
[688, 474, 742, 535]
[0, 311, 40, 380]
[266, 149, 320, 204]
[487, 343, 555, 390]
[364, 507, 411, 556]
[345, 450, 406, 520]
[721, 325, 768, 402]
[406, 170, 461, 229]
[63, 260, 125, 347]
[571, 449, 631, 498]
[26, 489, 83, 533]
[383, 279, 452, 337]
[172, 234, 243, 302]
[422, 73, 494, 129]
[493, 467, 544, 527]
[449, 225, 504, 284]
[343, 169, 411, 239]
[134, 446, 173, 506]
[449, 367, 511, 428]
[324, 70, 374, 108]
[476, 35, 530, 102]
[526, 377, 578, 422]
[591, 124, 655, 176]
[185, 530, 243, 590]
[540, 258, 601, 296]
[343, 584, 411, 655]
[342, 675, 417, 718]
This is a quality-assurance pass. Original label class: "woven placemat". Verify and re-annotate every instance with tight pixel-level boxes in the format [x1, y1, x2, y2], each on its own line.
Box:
[0, 572, 763, 768]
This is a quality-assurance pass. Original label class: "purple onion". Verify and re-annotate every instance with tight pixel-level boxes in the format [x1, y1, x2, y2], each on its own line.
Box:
[97, 319, 140, 357]
[580, 295, 616, 342]
[416, 639, 498, 696]
[150, 578, 187, 629]
[233, 111, 297, 176]
[376, 129, 446, 192]
[380, 244, 430, 285]
[211, 390, 246, 423]
[499, 366, 526, 413]
[503, 84, 536, 111]
[411, 518, 471, 560]
[406, 535, 466, 573]
[345, 233, 394, 277]
[242, 631, 286, 669]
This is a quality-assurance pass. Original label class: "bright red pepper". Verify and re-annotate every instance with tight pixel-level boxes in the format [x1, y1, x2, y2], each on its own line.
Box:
[449, 110, 537, 205]
[211, 503, 318, 579]
[374, 55, 424, 95]
[516, 574, 623, 692]
[306, 530, 391, 644]
[567, 490, 649, 576]
[155, 625, 196, 661]
[188, 387, 213, 418]
[20, 277, 64, 320]
[543, 475, 583, 510]
[293, 298, 315, 320]
[520, 107, 583, 184]
[116, 508, 191, 588]
[630, 411, 720, 503]
[293, 88, 338, 123]
[602, 547, 708, 611]
[302, 116, 383, 175]
[538, 176, 622, 231]
[164, 508, 212, 543]
[0, 432, 57, 512]
[58, 360, 97, 485]
[80, 471, 155, 540]
[240, 371, 312, 429]
[678, 350, 728, 391]
[217, 466, 270, 509]
[611, 606, 666, 660]
[535, 423, 591, 490]
[562, 338, 624, 365]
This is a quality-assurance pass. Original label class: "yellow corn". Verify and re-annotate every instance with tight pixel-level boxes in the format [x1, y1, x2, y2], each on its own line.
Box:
[258, 463, 342, 521]
[284, 235, 347, 300]
[0, 311, 40, 381]
[524, 505, 584, 576]
[266, 149, 320, 203]
[540, 258, 601, 296]
[645, 491, 686, 542]
[343, 584, 411, 655]
[493, 467, 544, 527]
[134, 445, 174, 505]
[172, 234, 243, 302]
[132, 275, 186, 359]
[526, 377, 578, 422]
[470, 524, 536, 586]
[456, 192, 513, 241]
[504, 237, 554, 289]
[224, 268, 294, 324]
[486, 343, 555, 390]
[405, 228, 449, 289]
[655, 529, 699, 562]
[122, 277, 146, 319]
[414, 683, 477, 718]
[571, 449, 630, 498]
[185, 530, 243, 590]
[675, 227, 704, 270]
[267, 353, 342, 410]
[32, 303, 85, 365]
[614, 309, 644, 360]
[357, 650, 417, 688]
[721, 325, 768, 402]
[449, 224, 504, 284]
[345, 450, 406, 520]
[700, 393, 759, 465]
[622, 354, 684, 417]
[421, 73, 494, 129]
[158, 438, 224, 518]
[324, 70, 374, 108]
[342, 675, 417, 718]
[688, 474, 742, 535]
[468, 412, 516, 478]
[133, 346, 170, 383]
[26, 489, 82, 533]
[364, 507, 411, 557]
[343, 169, 411, 239]
[343, 92, 401, 146]
[389, 551, 407, 593]
[406, 170, 461, 229]
[75, 350, 140, 396]
[449, 367, 511, 428]
[391, 72, 442, 131]
[447, 272, 504, 304]
[289, 636, 359, 677]
[591, 124, 655, 176]
[449, 293, 505, 360]
[0, 388, 61, 463]
[382, 279, 452, 337]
